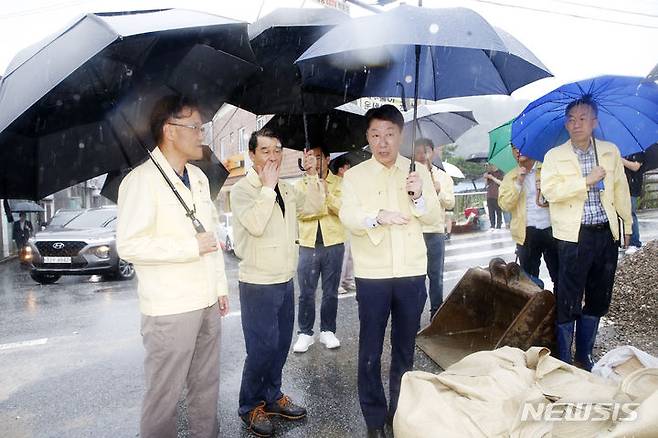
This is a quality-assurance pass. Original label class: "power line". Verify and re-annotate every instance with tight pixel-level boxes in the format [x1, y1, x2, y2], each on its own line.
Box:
[0, 0, 93, 20]
[470, 0, 658, 29]
[548, 0, 658, 19]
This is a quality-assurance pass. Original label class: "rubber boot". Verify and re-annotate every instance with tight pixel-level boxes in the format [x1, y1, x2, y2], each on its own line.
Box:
[555, 321, 575, 364]
[575, 315, 600, 371]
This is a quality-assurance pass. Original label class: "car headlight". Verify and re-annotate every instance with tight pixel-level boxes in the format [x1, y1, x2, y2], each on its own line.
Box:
[21, 246, 33, 261]
[93, 245, 111, 259]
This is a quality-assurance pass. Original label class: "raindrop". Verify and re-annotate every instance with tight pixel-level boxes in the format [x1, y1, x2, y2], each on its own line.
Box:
[466, 31, 473, 37]
[73, 94, 80, 102]
[78, 142, 85, 149]
[125, 68, 133, 77]
[429, 23, 439, 34]
[56, 100, 63, 107]
[404, 75, 413, 84]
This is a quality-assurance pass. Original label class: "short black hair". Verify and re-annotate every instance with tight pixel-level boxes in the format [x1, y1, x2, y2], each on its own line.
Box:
[365, 104, 404, 131]
[565, 96, 598, 118]
[309, 146, 330, 157]
[415, 138, 434, 150]
[150, 95, 199, 145]
[248, 128, 281, 152]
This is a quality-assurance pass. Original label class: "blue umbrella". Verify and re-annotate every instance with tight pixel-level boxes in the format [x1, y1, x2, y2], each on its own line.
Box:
[511, 75, 658, 161]
[295, 4, 551, 172]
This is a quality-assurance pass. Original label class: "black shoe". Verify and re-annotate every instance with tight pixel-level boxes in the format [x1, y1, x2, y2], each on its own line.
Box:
[240, 402, 274, 437]
[367, 427, 386, 438]
[264, 395, 307, 420]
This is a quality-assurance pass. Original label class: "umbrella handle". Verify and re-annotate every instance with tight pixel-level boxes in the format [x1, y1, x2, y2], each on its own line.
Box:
[408, 44, 421, 194]
[592, 137, 605, 191]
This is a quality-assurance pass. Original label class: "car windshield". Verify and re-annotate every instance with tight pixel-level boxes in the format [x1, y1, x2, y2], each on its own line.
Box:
[49, 210, 82, 227]
[65, 209, 116, 229]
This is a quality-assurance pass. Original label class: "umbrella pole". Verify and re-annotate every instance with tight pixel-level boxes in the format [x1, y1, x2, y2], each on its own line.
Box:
[408, 43, 421, 198]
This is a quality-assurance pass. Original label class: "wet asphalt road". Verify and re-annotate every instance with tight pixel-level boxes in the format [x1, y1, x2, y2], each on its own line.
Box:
[1, 210, 657, 438]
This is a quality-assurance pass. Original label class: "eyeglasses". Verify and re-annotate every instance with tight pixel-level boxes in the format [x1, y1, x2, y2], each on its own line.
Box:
[167, 122, 206, 134]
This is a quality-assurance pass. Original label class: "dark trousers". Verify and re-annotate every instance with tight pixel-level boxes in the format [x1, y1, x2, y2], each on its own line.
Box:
[487, 198, 502, 229]
[423, 233, 445, 317]
[555, 225, 618, 324]
[355, 276, 427, 429]
[516, 226, 559, 292]
[238, 280, 294, 416]
[297, 243, 345, 335]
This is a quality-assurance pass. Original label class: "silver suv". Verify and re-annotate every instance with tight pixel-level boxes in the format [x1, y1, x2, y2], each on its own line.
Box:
[26, 206, 134, 284]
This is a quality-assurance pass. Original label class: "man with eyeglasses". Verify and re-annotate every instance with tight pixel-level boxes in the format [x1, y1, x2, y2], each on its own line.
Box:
[117, 95, 229, 438]
[541, 98, 631, 371]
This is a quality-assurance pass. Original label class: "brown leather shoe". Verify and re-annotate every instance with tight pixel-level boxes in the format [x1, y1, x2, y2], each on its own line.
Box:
[264, 395, 307, 420]
[240, 402, 274, 437]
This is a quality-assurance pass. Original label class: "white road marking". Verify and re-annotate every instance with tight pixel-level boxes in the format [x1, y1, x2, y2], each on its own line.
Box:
[445, 237, 513, 251]
[0, 338, 48, 351]
[445, 247, 516, 263]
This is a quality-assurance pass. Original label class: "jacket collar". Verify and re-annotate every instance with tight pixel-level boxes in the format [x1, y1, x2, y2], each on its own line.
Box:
[246, 167, 264, 188]
[326, 171, 340, 184]
[151, 147, 199, 196]
[368, 153, 410, 174]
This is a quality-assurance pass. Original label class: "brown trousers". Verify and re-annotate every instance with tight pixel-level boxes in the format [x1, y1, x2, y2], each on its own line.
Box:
[140, 303, 221, 438]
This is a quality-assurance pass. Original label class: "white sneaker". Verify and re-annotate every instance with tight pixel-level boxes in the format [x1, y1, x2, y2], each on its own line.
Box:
[625, 246, 639, 255]
[293, 334, 314, 353]
[337, 286, 348, 295]
[319, 331, 341, 349]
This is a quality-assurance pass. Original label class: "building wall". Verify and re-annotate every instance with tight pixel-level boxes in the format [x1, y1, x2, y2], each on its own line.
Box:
[211, 105, 303, 213]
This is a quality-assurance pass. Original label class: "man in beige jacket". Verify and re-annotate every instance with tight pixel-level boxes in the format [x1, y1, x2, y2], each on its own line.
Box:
[340, 105, 440, 438]
[117, 95, 229, 438]
[230, 128, 324, 437]
[541, 98, 631, 371]
[413, 138, 455, 318]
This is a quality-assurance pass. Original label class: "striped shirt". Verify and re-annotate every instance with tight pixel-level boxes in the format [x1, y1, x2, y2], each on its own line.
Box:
[573, 143, 608, 225]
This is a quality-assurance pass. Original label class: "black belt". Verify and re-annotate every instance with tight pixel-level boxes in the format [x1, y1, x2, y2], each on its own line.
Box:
[581, 222, 609, 231]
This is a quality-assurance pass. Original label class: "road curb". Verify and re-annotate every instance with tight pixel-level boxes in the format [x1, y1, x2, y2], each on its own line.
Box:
[0, 255, 17, 264]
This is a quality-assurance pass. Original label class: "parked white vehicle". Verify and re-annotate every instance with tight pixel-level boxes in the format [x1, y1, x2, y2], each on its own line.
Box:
[216, 212, 234, 253]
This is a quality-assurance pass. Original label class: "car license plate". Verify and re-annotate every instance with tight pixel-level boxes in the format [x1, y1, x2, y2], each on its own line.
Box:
[43, 256, 71, 264]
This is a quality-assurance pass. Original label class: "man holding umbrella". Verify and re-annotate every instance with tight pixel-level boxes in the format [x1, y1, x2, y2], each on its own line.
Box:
[231, 128, 324, 437]
[293, 146, 345, 353]
[413, 138, 455, 318]
[117, 95, 230, 438]
[340, 105, 440, 437]
[541, 98, 631, 370]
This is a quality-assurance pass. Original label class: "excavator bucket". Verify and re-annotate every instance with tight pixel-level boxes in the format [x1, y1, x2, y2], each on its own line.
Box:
[416, 258, 556, 369]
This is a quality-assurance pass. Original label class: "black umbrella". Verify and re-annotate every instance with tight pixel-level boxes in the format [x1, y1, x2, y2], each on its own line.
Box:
[228, 7, 349, 115]
[641, 143, 658, 172]
[296, 4, 552, 174]
[466, 152, 489, 163]
[0, 9, 258, 206]
[101, 145, 230, 203]
[328, 148, 372, 174]
[263, 103, 367, 153]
